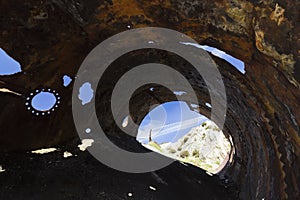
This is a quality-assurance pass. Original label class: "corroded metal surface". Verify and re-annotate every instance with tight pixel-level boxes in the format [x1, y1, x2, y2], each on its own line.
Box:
[0, 0, 299, 199]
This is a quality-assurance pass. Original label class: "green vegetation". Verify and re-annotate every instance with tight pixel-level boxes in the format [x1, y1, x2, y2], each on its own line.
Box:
[142, 120, 232, 174]
[148, 141, 162, 152]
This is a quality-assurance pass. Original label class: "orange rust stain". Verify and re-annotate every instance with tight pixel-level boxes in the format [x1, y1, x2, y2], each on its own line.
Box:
[255, 30, 265, 52]
[110, 0, 158, 23]
[91, 0, 156, 29]
[111, 0, 145, 16]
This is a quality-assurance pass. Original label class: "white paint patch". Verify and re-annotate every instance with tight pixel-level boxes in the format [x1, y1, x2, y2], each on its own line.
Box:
[128, 193, 133, 197]
[0, 88, 21, 96]
[149, 186, 156, 191]
[122, 116, 129, 128]
[206, 171, 213, 176]
[173, 91, 186, 96]
[63, 151, 73, 158]
[148, 41, 154, 44]
[180, 161, 188, 167]
[85, 128, 91, 134]
[205, 102, 212, 108]
[0, 165, 5, 172]
[78, 139, 94, 151]
[31, 148, 57, 154]
[190, 103, 199, 108]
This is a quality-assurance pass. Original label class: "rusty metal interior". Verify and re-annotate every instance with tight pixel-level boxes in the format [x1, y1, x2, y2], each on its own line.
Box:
[0, 0, 299, 199]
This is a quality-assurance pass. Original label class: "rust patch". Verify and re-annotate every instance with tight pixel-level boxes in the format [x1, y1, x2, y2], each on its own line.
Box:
[270, 3, 286, 26]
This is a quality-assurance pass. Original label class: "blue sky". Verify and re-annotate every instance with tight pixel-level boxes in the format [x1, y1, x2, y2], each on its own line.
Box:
[0, 48, 22, 75]
[137, 101, 208, 144]
[136, 44, 245, 144]
[78, 82, 94, 105]
[31, 92, 57, 111]
[180, 42, 245, 74]
[63, 75, 72, 87]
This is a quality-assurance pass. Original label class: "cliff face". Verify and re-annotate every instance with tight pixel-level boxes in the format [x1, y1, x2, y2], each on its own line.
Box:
[0, 0, 299, 199]
[143, 120, 232, 174]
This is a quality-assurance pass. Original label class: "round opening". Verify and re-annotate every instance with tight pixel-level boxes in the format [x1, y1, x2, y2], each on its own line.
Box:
[31, 92, 57, 111]
[25, 89, 61, 115]
[136, 101, 232, 174]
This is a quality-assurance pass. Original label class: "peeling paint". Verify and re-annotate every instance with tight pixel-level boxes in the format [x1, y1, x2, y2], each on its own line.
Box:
[0, 165, 5, 172]
[0, 88, 21, 96]
[63, 151, 73, 158]
[78, 139, 94, 151]
[149, 186, 156, 191]
[31, 148, 57, 154]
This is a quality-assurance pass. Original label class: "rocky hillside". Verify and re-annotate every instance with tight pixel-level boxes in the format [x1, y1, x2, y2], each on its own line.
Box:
[143, 120, 232, 174]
